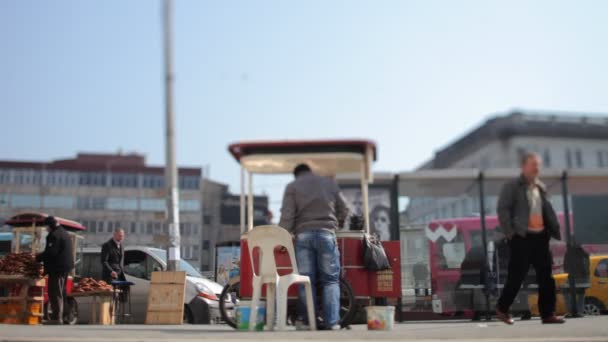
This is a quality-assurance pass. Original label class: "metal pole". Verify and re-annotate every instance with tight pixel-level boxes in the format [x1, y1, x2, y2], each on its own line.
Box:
[248, 172, 254, 231]
[391, 174, 404, 322]
[163, 0, 180, 271]
[561, 171, 577, 314]
[361, 162, 370, 234]
[240, 167, 246, 234]
[477, 172, 491, 320]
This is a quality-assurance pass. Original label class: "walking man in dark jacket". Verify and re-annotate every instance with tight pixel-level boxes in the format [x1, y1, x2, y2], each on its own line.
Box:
[495, 153, 565, 325]
[36, 216, 74, 324]
[101, 228, 126, 283]
[279, 164, 350, 330]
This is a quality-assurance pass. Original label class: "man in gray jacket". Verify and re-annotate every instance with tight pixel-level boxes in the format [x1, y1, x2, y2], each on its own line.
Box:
[279, 164, 349, 330]
[495, 153, 565, 325]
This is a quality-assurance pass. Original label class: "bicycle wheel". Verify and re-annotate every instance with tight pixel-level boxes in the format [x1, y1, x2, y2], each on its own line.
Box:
[219, 277, 240, 329]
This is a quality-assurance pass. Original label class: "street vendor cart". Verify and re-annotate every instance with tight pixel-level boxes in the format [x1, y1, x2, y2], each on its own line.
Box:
[4, 212, 85, 324]
[219, 140, 402, 328]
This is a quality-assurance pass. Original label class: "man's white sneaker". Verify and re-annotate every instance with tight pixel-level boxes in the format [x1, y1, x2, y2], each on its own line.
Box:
[329, 324, 341, 331]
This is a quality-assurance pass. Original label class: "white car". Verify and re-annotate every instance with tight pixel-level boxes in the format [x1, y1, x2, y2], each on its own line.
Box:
[76, 246, 231, 324]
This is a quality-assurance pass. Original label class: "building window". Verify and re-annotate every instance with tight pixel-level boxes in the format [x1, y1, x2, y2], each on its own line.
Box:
[111, 173, 138, 188]
[192, 245, 199, 259]
[179, 176, 200, 190]
[0, 193, 8, 207]
[79, 172, 106, 187]
[88, 221, 97, 233]
[146, 222, 153, 234]
[11, 194, 42, 208]
[13, 170, 42, 185]
[191, 224, 199, 236]
[140, 198, 165, 211]
[77, 197, 107, 210]
[575, 149, 584, 168]
[566, 149, 573, 169]
[180, 200, 200, 212]
[143, 174, 164, 189]
[598, 151, 608, 168]
[107, 197, 138, 211]
[203, 215, 212, 225]
[0, 169, 10, 184]
[42, 195, 75, 209]
[543, 149, 551, 167]
[88, 222, 96, 234]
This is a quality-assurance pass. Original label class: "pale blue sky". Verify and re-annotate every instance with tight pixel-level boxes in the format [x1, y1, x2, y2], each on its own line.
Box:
[2, 0, 608, 211]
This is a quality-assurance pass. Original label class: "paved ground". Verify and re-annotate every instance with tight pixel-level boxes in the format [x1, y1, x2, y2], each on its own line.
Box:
[2, 316, 608, 342]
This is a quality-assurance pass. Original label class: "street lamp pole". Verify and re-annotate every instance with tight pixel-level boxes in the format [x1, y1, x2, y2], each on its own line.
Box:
[163, 0, 180, 271]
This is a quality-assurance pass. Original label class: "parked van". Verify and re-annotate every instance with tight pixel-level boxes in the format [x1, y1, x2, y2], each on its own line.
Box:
[76, 246, 231, 324]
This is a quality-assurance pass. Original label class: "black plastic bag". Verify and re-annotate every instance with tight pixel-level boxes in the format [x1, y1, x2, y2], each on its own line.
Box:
[363, 234, 391, 271]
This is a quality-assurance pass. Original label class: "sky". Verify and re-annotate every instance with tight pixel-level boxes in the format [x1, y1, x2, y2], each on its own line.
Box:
[2, 0, 608, 214]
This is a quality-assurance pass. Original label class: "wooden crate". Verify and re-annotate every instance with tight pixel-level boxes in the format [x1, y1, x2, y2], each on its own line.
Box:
[145, 271, 186, 325]
[71, 291, 114, 325]
[0, 275, 45, 325]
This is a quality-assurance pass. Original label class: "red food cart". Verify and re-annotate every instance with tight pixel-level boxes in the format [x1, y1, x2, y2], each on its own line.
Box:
[6, 212, 85, 324]
[219, 140, 401, 328]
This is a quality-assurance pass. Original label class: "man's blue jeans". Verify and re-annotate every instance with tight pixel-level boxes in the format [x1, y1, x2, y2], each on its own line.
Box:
[295, 229, 340, 328]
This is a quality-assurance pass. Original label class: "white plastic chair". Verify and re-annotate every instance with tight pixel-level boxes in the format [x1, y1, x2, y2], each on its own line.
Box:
[247, 225, 316, 331]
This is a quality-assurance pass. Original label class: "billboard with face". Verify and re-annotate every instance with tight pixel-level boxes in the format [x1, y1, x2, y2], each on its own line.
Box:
[341, 186, 393, 241]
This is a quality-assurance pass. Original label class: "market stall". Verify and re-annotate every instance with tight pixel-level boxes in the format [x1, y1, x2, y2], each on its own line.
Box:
[2, 212, 86, 324]
[219, 140, 402, 329]
[0, 252, 45, 324]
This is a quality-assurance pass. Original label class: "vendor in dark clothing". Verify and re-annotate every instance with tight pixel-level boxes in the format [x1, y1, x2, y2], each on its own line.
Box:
[101, 228, 126, 283]
[36, 216, 74, 325]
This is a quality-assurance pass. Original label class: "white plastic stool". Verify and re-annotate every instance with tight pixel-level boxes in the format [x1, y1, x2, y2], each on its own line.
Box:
[247, 225, 316, 331]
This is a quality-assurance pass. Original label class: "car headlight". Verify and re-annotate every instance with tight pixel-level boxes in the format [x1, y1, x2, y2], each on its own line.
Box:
[196, 283, 218, 301]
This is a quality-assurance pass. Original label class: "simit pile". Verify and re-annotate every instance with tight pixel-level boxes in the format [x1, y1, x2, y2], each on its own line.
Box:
[0, 253, 44, 278]
[73, 278, 113, 293]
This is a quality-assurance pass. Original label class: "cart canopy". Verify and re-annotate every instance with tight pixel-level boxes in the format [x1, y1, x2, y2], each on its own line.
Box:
[6, 212, 86, 232]
[228, 140, 376, 177]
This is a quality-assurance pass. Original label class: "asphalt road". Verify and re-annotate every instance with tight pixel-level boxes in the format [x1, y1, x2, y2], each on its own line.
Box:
[2, 316, 608, 342]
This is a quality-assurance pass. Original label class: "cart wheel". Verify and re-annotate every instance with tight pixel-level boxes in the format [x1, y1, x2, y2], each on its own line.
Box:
[219, 277, 240, 329]
[337, 278, 356, 328]
[316, 278, 356, 329]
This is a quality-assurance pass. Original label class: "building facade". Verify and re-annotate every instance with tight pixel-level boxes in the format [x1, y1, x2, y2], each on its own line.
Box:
[0, 153, 204, 268]
[407, 111, 608, 224]
[200, 179, 269, 274]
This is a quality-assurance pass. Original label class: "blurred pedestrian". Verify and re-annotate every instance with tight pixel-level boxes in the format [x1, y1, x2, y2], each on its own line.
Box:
[36, 216, 74, 325]
[495, 153, 565, 325]
[563, 240, 590, 318]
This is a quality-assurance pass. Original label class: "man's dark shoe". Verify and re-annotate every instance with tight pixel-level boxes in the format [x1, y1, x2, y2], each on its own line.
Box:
[42, 320, 62, 325]
[496, 308, 514, 325]
[542, 316, 566, 324]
